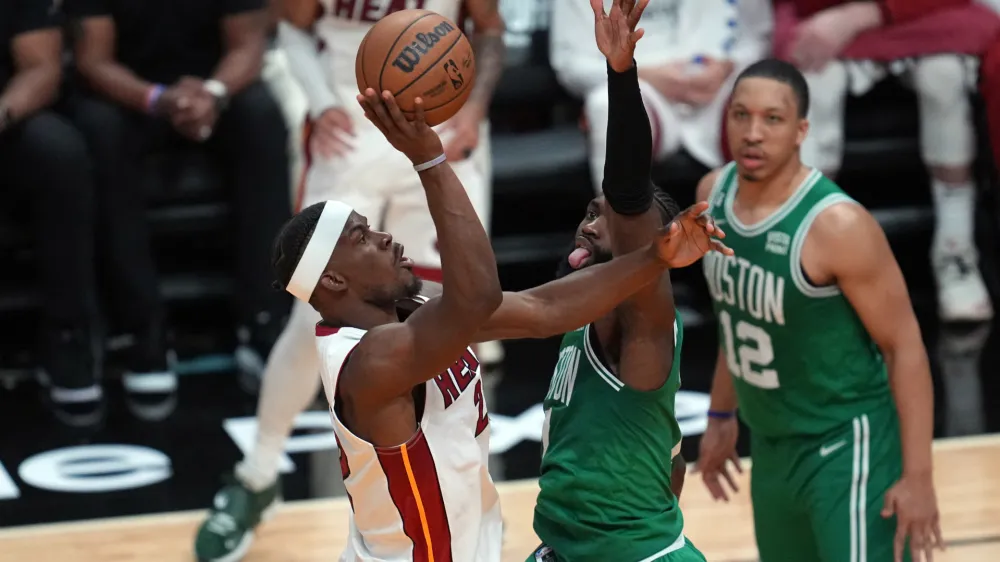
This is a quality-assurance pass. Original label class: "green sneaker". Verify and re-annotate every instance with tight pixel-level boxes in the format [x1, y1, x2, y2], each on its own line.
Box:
[194, 474, 281, 562]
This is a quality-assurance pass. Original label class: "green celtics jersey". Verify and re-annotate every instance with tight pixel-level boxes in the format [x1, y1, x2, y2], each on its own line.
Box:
[702, 163, 892, 438]
[534, 316, 685, 562]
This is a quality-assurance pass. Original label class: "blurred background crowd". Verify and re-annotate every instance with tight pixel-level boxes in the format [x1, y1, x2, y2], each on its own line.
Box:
[2, 0, 1000, 470]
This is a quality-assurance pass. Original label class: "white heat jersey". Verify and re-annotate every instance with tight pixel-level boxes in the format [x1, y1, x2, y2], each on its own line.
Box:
[315, 0, 465, 124]
[315, 322, 502, 562]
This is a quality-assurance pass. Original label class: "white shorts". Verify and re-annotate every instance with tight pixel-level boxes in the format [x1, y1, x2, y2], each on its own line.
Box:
[297, 104, 492, 276]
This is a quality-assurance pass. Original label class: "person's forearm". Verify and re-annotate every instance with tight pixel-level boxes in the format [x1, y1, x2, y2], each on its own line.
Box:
[419, 164, 502, 318]
[709, 349, 739, 412]
[0, 64, 60, 123]
[603, 62, 653, 213]
[212, 42, 265, 95]
[885, 340, 935, 476]
[840, 1, 885, 33]
[466, 29, 505, 113]
[521, 245, 666, 337]
[80, 60, 156, 113]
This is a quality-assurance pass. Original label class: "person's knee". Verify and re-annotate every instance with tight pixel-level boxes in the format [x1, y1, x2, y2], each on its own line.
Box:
[17, 112, 90, 171]
[913, 55, 968, 108]
[226, 81, 289, 143]
[71, 96, 129, 139]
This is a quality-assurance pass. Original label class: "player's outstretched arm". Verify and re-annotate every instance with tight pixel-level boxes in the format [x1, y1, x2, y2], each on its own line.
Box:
[343, 92, 501, 404]
[807, 202, 942, 562]
[592, 0, 683, 391]
[471, 202, 730, 343]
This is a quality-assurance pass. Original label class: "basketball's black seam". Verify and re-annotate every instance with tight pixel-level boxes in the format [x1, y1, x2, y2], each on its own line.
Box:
[392, 32, 465, 99]
[359, 32, 371, 91]
[377, 12, 436, 93]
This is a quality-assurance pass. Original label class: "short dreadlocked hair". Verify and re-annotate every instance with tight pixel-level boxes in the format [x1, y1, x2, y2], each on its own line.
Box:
[652, 184, 681, 225]
[271, 202, 326, 292]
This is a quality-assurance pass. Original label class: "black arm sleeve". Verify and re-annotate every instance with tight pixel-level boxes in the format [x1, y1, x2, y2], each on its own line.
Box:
[601, 60, 654, 216]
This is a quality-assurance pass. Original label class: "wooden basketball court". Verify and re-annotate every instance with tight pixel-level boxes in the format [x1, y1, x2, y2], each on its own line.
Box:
[0, 434, 997, 562]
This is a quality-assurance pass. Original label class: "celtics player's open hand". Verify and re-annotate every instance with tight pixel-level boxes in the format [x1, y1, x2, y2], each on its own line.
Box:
[654, 201, 732, 269]
[591, 0, 649, 73]
[882, 474, 944, 562]
[356, 89, 444, 166]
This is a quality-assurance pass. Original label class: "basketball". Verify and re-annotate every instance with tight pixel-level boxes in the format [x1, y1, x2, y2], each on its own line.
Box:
[356, 9, 476, 127]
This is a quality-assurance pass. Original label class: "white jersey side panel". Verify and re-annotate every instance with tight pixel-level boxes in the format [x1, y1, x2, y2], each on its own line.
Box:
[316, 323, 502, 562]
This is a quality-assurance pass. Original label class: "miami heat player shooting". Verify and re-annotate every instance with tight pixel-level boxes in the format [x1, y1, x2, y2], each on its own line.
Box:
[195, 0, 504, 556]
[214, 87, 728, 562]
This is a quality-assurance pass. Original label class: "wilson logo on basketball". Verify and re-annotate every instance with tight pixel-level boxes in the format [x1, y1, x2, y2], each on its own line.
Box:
[391, 21, 456, 73]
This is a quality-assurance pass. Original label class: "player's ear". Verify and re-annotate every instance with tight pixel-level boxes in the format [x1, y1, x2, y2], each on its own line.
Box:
[796, 117, 809, 148]
[319, 270, 348, 293]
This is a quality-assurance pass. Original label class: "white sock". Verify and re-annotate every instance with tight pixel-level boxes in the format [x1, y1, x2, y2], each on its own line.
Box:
[236, 433, 288, 492]
[236, 300, 323, 493]
[931, 178, 975, 256]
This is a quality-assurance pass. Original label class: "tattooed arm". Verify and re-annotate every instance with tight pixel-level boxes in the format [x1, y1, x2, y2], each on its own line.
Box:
[440, 0, 506, 161]
[464, 0, 506, 112]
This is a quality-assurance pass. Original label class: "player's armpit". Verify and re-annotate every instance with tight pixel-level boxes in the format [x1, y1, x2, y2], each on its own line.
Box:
[338, 295, 493, 407]
[616, 316, 675, 391]
[804, 202, 921, 354]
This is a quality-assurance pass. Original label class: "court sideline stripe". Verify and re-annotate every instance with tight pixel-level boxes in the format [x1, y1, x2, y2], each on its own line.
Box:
[0, 433, 996, 539]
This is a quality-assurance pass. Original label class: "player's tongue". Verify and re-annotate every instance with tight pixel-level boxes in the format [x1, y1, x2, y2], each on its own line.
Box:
[568, 247, 591, 269]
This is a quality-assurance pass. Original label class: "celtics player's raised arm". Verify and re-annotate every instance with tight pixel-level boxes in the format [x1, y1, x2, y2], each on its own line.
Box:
[806, 202, 936, 475]
[470, 204, 728, 343]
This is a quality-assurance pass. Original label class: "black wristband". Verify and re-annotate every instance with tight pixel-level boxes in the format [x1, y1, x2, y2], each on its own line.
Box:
[601, 59, 654, 216]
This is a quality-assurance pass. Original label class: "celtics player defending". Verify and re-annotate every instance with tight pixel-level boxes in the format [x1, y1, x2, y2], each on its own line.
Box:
[529, 0, 722, 560]
[697, 59, 944, 562]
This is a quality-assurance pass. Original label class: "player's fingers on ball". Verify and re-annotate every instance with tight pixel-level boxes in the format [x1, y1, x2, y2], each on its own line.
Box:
[412, 97, 430, 130]
[381, 91, 410, 128]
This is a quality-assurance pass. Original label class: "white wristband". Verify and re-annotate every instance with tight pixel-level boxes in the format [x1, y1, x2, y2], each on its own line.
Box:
[414, 154, 447, 172]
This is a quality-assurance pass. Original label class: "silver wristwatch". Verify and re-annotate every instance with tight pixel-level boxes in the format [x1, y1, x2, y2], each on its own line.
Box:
[203, 79, 230, 112]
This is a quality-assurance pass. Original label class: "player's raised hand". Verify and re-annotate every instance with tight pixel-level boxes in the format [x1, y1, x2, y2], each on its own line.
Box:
[356, 89, 444, 166]
[882, 474, 945, 562]
[591, 0, 649, 73]
[653, 201, 732, 269]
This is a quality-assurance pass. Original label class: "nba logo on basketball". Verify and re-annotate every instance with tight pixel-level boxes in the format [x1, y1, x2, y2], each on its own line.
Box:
[444, 59, 463, 89]
[390, 20, 456, 73]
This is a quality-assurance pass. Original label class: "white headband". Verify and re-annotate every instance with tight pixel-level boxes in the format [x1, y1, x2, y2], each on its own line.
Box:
[286, 200, 354, 302]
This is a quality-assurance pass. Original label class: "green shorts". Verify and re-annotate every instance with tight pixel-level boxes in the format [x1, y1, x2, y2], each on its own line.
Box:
[525, 538, 706, 562]
[750, 406, 909, 562]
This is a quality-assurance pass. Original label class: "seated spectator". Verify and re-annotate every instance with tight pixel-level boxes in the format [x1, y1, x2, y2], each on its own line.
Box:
[1, 0, 102, 428]
[550, 0, 772, 193]
[66, 0, 292, 420]
[773, 0, 1000, 323]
